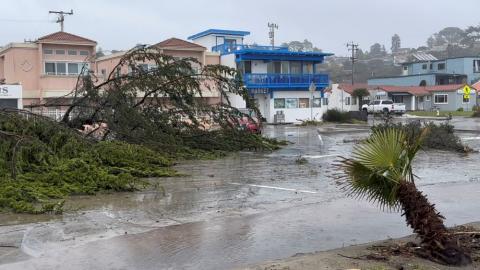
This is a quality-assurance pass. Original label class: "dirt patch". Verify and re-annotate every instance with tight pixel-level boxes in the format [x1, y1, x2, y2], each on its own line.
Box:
[242, 222, 480, 270]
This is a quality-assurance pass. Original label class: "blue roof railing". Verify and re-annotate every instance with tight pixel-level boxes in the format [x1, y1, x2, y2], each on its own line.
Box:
[212, 43, 289, 54]
[243, 73, 329, 89]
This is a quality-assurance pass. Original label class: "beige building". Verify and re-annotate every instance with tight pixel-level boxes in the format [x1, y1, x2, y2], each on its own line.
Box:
[95, 37, 222, 105]
[0, 31, 96, 114]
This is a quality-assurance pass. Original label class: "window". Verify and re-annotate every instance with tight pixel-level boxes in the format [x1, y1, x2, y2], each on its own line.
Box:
[44, 62, 88, 75]
[56, 62, 66, 75]
[45, 62, 56, 74]
[285, 98, 298, 108]
[426, 95, 431, 101]
[281, 61, 289, 73]
[299, 98, 309, 108]
[422, 64, 427, 70]
[345, 96, 351, 105]
[322, 98, 328, 106]
[374, 100, 381, 105]
[244, 61, 252, 74]
[274, 98, 285, 109]
[463, 96, 470, 103]
[403, 66, 408, 71]
[474, 60, 480, 73]
[44, 49, 53, 55]
[68, 50, 77, 55]
[290, 62, 301, 74]
[68, 63, 79, 75]
[313, 98, 322, 107]
[303, 62, 313, 74]
[352, 97, 357, 105]
[267, 61, 281, 74]
[55, 50, 65, 55]
[115, 67, 121, 78]
[430, 63, 433, 69]
[434, 94, 448, 104]
[79, 50, 89, 56]
[383, 100, 393, 104]
[101, 69, 107, 77]
[437, 63, 445, 70]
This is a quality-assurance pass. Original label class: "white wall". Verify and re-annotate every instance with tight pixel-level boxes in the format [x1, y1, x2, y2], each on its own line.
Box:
[220, 54, 236, 68]
[192, 36, 217, 51]
[328, 84, 359, 111]
[270, 91, 327, 123]
[252, 61, 267, 73]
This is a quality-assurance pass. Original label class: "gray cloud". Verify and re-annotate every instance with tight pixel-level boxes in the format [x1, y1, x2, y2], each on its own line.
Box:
[1, 0, 479, 56]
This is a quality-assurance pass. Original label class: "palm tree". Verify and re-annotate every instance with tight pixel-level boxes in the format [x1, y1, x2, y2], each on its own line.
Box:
[335, 128, 471, 265]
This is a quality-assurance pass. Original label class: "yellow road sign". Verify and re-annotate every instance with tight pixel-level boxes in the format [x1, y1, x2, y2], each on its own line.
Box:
[463, 85, 471, 95]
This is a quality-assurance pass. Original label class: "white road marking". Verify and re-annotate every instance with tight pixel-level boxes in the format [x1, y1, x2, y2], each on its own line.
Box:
[302, 154, 337, 159]
[229, 182, 318, 194]
[461, 137, 480, 141]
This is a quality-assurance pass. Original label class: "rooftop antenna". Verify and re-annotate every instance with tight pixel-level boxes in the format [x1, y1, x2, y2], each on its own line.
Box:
[49, 9, 73, 32]
[268, 23, 278, 47]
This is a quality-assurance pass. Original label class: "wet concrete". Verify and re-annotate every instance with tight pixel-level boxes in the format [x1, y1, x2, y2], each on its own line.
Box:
[0, 119, 479, 269]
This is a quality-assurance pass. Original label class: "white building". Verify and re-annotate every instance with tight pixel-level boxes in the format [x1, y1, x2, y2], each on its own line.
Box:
[188, 29, 333, 123]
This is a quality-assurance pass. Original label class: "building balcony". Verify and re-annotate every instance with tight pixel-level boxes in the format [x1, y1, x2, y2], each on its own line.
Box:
[243, 73, 329, 89]
[212, 44, 289, 55]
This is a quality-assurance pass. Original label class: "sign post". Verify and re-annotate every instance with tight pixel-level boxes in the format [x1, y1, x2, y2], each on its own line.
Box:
[463, 85, 471, 111]
[309, 82, 316, 120]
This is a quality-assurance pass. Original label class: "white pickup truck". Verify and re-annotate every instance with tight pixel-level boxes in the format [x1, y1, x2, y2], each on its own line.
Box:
[362, 100, 406, 115]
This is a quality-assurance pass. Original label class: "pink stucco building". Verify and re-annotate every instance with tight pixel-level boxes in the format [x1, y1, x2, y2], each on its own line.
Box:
[0, 31, 96, 114]
[95, 37, 221, 105]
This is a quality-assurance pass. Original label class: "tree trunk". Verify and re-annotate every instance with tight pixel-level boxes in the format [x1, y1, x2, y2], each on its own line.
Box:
[397, 181, 471, 265]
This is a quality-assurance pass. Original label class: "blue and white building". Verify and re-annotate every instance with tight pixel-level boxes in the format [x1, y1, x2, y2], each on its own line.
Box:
[369, 56, 480, 86]
[188, 29, 333, 123]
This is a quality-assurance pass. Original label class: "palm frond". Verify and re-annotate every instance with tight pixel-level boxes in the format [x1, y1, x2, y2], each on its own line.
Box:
[335, 128, 423, 211]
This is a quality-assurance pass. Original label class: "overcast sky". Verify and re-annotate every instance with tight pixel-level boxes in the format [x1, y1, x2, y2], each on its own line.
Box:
[1, 0, 479, 56]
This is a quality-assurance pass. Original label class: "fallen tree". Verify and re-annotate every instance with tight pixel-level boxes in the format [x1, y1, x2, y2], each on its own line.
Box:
[0, 46, 284, 213]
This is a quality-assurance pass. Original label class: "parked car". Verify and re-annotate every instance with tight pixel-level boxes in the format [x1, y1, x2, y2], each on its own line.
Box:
[362, 100, 406, 115]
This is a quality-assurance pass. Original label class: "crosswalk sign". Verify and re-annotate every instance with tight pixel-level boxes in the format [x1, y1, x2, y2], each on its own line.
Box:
[463, 85, 471, 100]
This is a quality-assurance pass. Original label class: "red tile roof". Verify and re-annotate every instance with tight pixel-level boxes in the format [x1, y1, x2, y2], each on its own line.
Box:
[337, 83, 370, 94]
[37, 31, 96, 44]
[336, 83, 477, 97]
[472, 81, 480, 91]
[153, 38, 205, 50]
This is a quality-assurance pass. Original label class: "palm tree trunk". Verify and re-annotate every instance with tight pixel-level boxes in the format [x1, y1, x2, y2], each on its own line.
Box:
[397, 181, 471, 265]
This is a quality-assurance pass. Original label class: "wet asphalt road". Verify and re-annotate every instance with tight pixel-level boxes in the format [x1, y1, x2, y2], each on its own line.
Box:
[1, 118, 480, 269]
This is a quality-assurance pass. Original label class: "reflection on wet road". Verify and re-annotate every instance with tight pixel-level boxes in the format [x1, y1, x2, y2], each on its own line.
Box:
[1, 122, 480, 269]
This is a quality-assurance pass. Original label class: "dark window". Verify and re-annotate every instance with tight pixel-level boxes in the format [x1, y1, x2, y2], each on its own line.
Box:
[403, 66, 408, 71]
[244, 61, 252, 74]
[383, 100, 393, 104]
[80, 50, 89, 56]
[56, 63, 66, 74]
[474, 60, 480, 73]
[422, 64, 427, 70]
[274, 98, 285, 109]
[434, 94, 448, 104]
[430, 63, 433, 69]
[55, 49, 65, 55]
[43, 49, 53, 55]
[45, 62, 55, 74]
[438, 63, 445, 70]
[374, 100, 381, 105]
[68, 63, 79, 74]
[68, 50, 77, 55]
[419, 80, 427, 86]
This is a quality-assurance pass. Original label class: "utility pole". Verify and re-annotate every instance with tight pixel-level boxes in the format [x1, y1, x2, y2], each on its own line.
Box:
[49, 9, 73, 32]
[346, 42, 359, 85]
[268, 23, 278, 48]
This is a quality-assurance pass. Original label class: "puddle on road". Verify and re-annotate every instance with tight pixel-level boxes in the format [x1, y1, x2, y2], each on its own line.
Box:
[1, 124, 480, 269]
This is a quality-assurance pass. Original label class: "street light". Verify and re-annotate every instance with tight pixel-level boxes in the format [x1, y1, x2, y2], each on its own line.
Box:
[309, 81, 316, 120]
